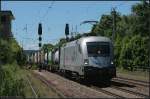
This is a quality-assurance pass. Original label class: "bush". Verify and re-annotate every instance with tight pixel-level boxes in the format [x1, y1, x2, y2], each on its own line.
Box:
[0, 39, 14, 64]
[16, 49, 27, 66]
[119, 35, 149, 71]
[0, 63, 25, 96]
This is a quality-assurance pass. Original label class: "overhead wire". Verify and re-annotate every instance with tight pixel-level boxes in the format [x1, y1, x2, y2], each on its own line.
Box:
[13, 1, 55, 50]
[113, 1, 129, 9]
[93, 1, 129, 20]
[37, 1, 56, 47]
[40, 0, 55, 22]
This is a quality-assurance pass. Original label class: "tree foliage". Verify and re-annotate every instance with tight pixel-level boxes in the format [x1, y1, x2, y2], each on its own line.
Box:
[0, 38, 26, 65]
[41, 43, 54, 51]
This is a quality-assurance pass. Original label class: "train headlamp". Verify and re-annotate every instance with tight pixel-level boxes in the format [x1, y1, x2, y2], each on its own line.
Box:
[111, 61, 114, 65]
[84, 59, 89, 65]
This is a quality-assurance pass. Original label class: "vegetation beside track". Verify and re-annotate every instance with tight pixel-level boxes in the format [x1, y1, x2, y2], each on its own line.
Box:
[0, 38, 27, 96]
[116, 67, 149, 81]
[0, 63, 26, 96]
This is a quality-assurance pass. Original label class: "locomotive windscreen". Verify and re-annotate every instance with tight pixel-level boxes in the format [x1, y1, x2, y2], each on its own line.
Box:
[86, 42, 110, 57]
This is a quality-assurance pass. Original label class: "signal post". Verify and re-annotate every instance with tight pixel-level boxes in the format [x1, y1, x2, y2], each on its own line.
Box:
[38, 23, 42, 72]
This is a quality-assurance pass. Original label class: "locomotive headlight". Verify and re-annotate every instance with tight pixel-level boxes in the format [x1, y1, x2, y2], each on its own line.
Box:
[111, 61, 114, 65]
[84, 59, 89, 65]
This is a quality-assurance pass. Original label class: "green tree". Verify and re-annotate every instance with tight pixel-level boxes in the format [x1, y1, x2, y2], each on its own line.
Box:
[131, 0, 149, 36]
[119, 35, 148, 71]
[16, 48, 27, 66]
[41, 43, 54, 51]
[91, 12, 121, 38]
[0, 39, 14, 64]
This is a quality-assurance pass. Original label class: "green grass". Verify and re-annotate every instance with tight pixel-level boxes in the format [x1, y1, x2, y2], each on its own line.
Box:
[116, 67, 149, 81]
[0, 63, 26, 96]
[30, 64, 38, 70]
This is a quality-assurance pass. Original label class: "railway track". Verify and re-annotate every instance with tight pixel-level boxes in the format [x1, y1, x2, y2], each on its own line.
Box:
[32, 72, 66, 98]
[117, 76, 149, 84]
[113, 77, 149, 87]
[26, 75, 38, 98]
[111, 85, 149, 98]
[91, 86, 126, 98]
[75, 75, 149, 98]
[91, 84, 149, 98]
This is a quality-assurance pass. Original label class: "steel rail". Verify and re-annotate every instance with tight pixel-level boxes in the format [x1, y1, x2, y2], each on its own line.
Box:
[117, 76, 149, 84]
[111, 85, 149, 98]
[32, 72, 66, 98]
[113, 78, 149, 87]
[26, 76, 38, 98]
[91, 86, 126, 98]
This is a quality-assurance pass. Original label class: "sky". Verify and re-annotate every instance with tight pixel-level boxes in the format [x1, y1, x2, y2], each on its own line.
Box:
[1, 1, 140, 50]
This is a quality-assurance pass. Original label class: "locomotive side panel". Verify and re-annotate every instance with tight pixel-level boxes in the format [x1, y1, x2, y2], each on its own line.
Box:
[59, 40, 84, 75]
[60, 47, 65, 70]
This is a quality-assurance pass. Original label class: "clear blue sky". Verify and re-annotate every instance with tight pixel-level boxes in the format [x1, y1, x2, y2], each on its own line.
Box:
[2, 1, 140, 50]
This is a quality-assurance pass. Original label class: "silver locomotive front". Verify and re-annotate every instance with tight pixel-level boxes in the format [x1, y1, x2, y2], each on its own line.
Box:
[81, 36, 116, 81]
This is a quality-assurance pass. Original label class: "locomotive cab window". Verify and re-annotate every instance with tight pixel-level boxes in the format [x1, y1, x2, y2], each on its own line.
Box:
[86, 42, 110, 57]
